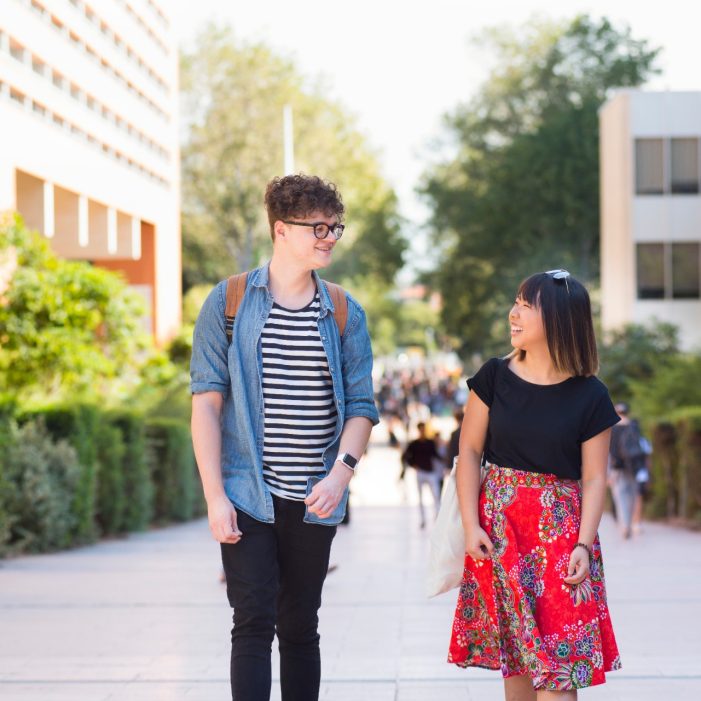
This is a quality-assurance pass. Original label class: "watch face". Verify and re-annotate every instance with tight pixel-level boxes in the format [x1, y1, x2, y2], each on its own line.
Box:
[342, 453, 358, 469]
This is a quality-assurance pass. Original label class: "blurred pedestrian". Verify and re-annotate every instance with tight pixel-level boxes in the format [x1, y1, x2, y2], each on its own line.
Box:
[402, 421, 442, 528]
[449, 270, 622, 697]
[190, 174, 378, 701]
[609, 402, 647, 539]
[445, 408, 463, 472]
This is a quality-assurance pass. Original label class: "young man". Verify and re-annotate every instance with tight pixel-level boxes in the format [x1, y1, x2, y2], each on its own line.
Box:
[190, 174, 378, 701]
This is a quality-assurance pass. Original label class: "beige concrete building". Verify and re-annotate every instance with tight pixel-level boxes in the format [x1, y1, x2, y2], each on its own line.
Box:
[0, 0, 180, 343]
[600, 90, 701, 351]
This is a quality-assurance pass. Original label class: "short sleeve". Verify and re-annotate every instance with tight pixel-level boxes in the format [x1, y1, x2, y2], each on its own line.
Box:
[580, 383, 620, 442]
[466, 357, 501, 408]
[189, 281, 230, 397]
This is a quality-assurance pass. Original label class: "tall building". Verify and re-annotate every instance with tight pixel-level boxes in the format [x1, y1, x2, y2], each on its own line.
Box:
[0, 0, 180, 343]
[600, 90, 701, 351]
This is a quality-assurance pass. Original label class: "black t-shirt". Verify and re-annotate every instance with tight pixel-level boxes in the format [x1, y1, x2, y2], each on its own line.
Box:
[402, 438, 439, 472]
[467, 357, 620, 480]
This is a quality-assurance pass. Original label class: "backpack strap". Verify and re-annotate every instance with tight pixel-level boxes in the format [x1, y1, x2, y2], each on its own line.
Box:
[224, 272, 248, 341]
[224, 272, 348, 341]
[323, 280, 348, 337]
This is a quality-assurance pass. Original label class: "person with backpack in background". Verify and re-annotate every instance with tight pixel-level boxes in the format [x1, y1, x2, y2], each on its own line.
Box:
[190, 174, 379, 701]
[609, 402, 647, 539]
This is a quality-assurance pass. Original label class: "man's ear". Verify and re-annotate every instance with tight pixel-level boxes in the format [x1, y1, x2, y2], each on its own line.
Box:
[273, 220, 286, 240]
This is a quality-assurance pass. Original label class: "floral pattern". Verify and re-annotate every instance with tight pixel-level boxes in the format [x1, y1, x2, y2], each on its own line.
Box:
[448, 466, 621, 690]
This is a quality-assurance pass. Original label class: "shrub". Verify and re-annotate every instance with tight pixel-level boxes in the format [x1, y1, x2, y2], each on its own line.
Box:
[94, 421, 126, 536]
[674, 408, 701, 522]
[146, 418, 197, 522]
[2, 420, 81, 553]
[21, 404, 101, 543]
[106, 410, 153, 531]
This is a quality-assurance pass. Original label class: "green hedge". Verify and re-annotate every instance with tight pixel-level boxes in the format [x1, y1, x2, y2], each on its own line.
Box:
[1, 402, 200, 556]
[21, 404, 101, 543]
[649, 407, 701, 522]
[146, 418, 199, 523]
[107, 410, 153, 532]
[2, 419, 81, 554]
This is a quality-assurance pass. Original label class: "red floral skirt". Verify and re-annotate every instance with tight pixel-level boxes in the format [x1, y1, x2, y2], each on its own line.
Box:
[448, 466, 621, 690]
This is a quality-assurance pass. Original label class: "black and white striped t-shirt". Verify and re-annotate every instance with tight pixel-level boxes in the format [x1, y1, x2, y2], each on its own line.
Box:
[261, 292, 338, 501]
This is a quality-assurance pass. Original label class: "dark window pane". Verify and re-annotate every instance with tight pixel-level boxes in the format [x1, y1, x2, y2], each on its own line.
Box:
[671, 138, 699, 194]
[635, 139, 664, 195]
[637, 243, 665, 299]
[672, 243, 700, 299]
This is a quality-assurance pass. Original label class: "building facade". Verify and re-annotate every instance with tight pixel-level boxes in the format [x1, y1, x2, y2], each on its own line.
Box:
[0, 0, 180, 343]
[600, 90, 701, 351]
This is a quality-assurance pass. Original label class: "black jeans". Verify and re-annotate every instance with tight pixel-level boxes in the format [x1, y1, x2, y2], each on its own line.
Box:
[221, 495, 336, 701]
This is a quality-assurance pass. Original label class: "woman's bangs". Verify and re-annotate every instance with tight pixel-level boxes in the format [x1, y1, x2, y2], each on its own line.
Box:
[516, 275, 545, 307]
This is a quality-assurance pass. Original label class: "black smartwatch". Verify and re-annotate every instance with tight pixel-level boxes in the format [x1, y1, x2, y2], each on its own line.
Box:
[336, 452, 359, 471]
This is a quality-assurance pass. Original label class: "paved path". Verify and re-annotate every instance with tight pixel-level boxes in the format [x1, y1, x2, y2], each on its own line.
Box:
[1, 421, 700, 700]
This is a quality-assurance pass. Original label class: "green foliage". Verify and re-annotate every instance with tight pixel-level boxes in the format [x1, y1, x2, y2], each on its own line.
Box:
[630, 355, 701, 422]
[23, 404, 102, 543]
[94, 421, 126, 536]
[649, 408, 701, 522]
[2, 420, 81, 553]
[0, 214, 151, 402]
[146, 418, 199, 523]
[180, 26, 406, 291]
[103, 410, 153, 532]
[598, 322, 680, 404]
[419, 16, 661, 356]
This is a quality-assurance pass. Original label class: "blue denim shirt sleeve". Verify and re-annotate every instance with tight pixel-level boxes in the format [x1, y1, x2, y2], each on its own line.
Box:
[341, 296, 380, 426]
[190, 280, 230, 397]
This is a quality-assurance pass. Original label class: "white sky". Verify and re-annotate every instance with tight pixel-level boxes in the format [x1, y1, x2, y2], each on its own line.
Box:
[171, 0, 701, 225]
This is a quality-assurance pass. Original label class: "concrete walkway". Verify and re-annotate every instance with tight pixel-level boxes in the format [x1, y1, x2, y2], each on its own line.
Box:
[1, 424, 700, 700]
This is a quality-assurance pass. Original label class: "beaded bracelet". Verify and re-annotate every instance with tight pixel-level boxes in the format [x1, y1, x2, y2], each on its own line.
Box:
[573, 542, 592, 558]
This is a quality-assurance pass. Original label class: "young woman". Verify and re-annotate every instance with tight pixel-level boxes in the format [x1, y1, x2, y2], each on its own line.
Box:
[449, 270, 621, 699]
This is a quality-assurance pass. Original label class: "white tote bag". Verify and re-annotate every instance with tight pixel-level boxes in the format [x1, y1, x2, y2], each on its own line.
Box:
[425, 464, 465, 597]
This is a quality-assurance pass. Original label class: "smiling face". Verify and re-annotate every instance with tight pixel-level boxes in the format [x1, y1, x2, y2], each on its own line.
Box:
[273, 210, 340, 270]
[509, 294, 547, 352]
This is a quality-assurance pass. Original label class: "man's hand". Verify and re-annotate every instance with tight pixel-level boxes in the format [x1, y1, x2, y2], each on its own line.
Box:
[207, 494, 242, 544]
[304, 464, 352, 519]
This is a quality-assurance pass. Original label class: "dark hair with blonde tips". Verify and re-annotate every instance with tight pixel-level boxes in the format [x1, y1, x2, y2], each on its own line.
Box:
[513, 272, 599, 377]
[264, 174, 344, 242]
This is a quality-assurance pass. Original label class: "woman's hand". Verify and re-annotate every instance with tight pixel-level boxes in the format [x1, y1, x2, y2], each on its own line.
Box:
[564, 545, 590, 584]
[465, 526, 495, 561]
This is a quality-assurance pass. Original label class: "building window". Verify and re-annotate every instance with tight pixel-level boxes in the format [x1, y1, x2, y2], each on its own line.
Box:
[670, 138, 699, 194]
[637, 242, 701, 300]
[635, 139, 664, 195]
[672, 243, 700, 298]
[636, 243, 665, 298]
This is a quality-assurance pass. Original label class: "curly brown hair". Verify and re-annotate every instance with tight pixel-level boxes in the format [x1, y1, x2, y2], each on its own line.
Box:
[264, 174, 344, 241]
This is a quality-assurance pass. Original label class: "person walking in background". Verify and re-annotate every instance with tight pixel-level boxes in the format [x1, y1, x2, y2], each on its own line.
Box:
[402, 421, 442, 528]
[445, 408, 463, 472]
[609, 402, 648, 539]
[449, 270, 622, 697]
[190, 174, 378, 701]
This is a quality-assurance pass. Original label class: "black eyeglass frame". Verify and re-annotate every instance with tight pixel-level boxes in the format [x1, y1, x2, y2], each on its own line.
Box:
[282, 220, 345, 240]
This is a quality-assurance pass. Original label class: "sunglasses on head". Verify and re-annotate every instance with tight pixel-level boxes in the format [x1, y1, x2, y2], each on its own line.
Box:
[544, 269, 570, 293]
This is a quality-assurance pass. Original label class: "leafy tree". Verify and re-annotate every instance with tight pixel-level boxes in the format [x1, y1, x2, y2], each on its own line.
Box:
[420, 16, 661, 357]
[180, 26, 406, 291]
[598, 321, 679, 404]
[0, 214, 151, 402]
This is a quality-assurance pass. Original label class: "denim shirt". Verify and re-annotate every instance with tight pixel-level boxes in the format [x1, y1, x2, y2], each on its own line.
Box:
[190, 263, 379, 526]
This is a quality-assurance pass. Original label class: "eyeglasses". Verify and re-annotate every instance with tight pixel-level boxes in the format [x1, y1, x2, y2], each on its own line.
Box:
[545, 269, 570, 293]
[282, 220, 345, 240]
